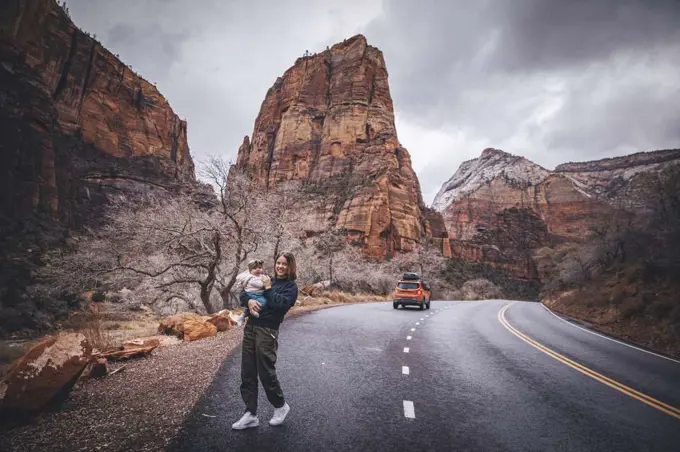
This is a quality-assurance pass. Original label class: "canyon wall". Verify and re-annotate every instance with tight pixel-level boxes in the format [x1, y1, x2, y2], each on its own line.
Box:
[0, 0, 197, 337]
[0, 0, 195, 226]
[234, 34, 449, 258]
[433, 148, 680, 279]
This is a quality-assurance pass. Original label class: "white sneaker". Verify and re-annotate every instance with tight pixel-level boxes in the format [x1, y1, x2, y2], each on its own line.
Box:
[231, 411, 259, 430]
[269, 403, 290, 426]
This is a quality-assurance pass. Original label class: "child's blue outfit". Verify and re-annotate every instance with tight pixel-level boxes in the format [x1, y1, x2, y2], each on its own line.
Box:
[235, 270, 267, 324]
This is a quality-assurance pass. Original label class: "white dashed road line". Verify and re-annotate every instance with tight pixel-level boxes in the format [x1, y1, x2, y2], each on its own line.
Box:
[402, 309, 429, 421]
[403, 400, 415, 418]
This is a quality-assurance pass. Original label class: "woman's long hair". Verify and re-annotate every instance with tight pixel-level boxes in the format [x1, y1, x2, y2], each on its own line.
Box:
[275, 252, 297, 281]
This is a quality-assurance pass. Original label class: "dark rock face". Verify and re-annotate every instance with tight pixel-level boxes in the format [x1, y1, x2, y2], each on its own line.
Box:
[449, 207, 550, 280]
[0, 0, 194, 225]
[422, 207, 452, 257]
[0, 0, 197, 337]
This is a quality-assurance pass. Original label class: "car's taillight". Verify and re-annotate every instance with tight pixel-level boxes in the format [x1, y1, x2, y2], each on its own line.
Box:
[416, 289, 422, 295]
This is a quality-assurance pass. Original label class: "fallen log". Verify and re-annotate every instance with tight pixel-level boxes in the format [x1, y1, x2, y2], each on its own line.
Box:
[97, 340, 159, 361]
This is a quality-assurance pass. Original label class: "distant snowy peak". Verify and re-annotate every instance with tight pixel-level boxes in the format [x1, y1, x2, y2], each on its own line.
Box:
[432, 148, 550, 211]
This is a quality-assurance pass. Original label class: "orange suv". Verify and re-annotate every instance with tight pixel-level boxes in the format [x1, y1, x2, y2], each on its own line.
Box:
[392, 273, 431, 310]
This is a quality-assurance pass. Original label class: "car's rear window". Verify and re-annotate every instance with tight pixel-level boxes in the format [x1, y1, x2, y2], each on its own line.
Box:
[398, 282, 420, 290]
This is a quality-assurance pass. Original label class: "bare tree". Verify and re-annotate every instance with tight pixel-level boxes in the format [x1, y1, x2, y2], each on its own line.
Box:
[586, 208, 634, 274]
[36, 158, 285, 313]
[648, 167, 680, 267]
[312, 226, 348, 286]
[200, 158, 271, 308]
[35, 195, 225, 313]
[568, 250, 593, 282]
[264, 182, 302, 262]
[388, 240, 446, 285]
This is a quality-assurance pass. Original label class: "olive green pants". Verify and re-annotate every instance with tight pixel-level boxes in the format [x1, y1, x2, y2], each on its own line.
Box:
[240, 323, 285, 415]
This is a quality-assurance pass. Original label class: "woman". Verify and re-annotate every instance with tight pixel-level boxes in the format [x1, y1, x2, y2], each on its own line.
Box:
[231, 252, 299, 430]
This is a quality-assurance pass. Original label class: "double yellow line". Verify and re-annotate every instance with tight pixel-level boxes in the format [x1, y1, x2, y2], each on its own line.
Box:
[498, 303, 680, 421]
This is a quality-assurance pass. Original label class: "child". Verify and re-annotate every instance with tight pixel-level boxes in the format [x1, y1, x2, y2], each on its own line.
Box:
[233, 259, 270, 326]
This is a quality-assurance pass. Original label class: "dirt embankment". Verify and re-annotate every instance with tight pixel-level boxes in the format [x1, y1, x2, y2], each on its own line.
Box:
[544, 277, 680, 360]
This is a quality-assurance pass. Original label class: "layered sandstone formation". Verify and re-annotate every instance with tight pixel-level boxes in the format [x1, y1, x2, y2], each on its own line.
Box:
[0, 0, 195, 225]
[555, 148, 680, 211]
[433, 148, 608, 242]
[433, 148, 609, 278]
[433, 147, 680, 279]
[234, 34, 447, 258]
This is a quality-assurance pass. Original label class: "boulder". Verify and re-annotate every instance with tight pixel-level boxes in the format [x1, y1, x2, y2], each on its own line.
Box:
[301, 281, 331, 297]
[2, 332, 92, 414]
[183, 318, 217, 341]
[96, 337, 161, 361]
[81, 357, 108, 379]
[158, 313, 221, 341]
[122, 338, 161, 348]
[206, 310, 236, 332]
[99, 343, 157, 361]
[157, 313, 203, 338]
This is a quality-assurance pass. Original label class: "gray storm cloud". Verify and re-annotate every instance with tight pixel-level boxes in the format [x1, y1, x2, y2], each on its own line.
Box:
[65, 0, 680, 204]
[362, 0, 680, 202]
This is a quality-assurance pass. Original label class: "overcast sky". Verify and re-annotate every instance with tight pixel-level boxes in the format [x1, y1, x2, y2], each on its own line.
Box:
[66, 0, 680, 205]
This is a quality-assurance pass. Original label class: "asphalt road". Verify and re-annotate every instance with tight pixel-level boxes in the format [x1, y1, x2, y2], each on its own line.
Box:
[169, 300, 680, 451]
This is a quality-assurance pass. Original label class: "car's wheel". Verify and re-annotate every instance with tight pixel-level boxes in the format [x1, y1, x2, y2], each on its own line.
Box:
[427, 301, 431, 310]
[419, 301, 425, 310]
[393, 302, 399, 309]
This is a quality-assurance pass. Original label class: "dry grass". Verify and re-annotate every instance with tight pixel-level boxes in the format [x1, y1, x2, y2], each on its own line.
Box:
[62, 304, 117, 352]
[297, 290, 388, 307]
[60, 303, 161, 352]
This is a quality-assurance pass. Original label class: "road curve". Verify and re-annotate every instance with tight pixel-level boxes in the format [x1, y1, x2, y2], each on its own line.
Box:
[169, 300, 680, 452]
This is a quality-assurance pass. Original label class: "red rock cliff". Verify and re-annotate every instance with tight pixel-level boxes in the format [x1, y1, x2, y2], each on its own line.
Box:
[555, 148, 680, 211]
[433, 148, 608, 278]
[0, 0, 195, 224]
[433, 147, 679, 279]
[235, 35, 445, 258]
[433, 148, 607, 243]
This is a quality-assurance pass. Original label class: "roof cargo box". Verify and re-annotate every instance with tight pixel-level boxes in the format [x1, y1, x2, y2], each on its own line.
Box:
[402, 272, 420, 281]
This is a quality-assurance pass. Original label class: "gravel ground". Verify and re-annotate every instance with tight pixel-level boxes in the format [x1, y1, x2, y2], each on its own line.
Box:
[0, 304, 341, 452]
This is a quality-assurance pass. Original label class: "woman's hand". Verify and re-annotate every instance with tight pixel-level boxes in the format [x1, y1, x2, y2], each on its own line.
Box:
[248, 299, 261, 313]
